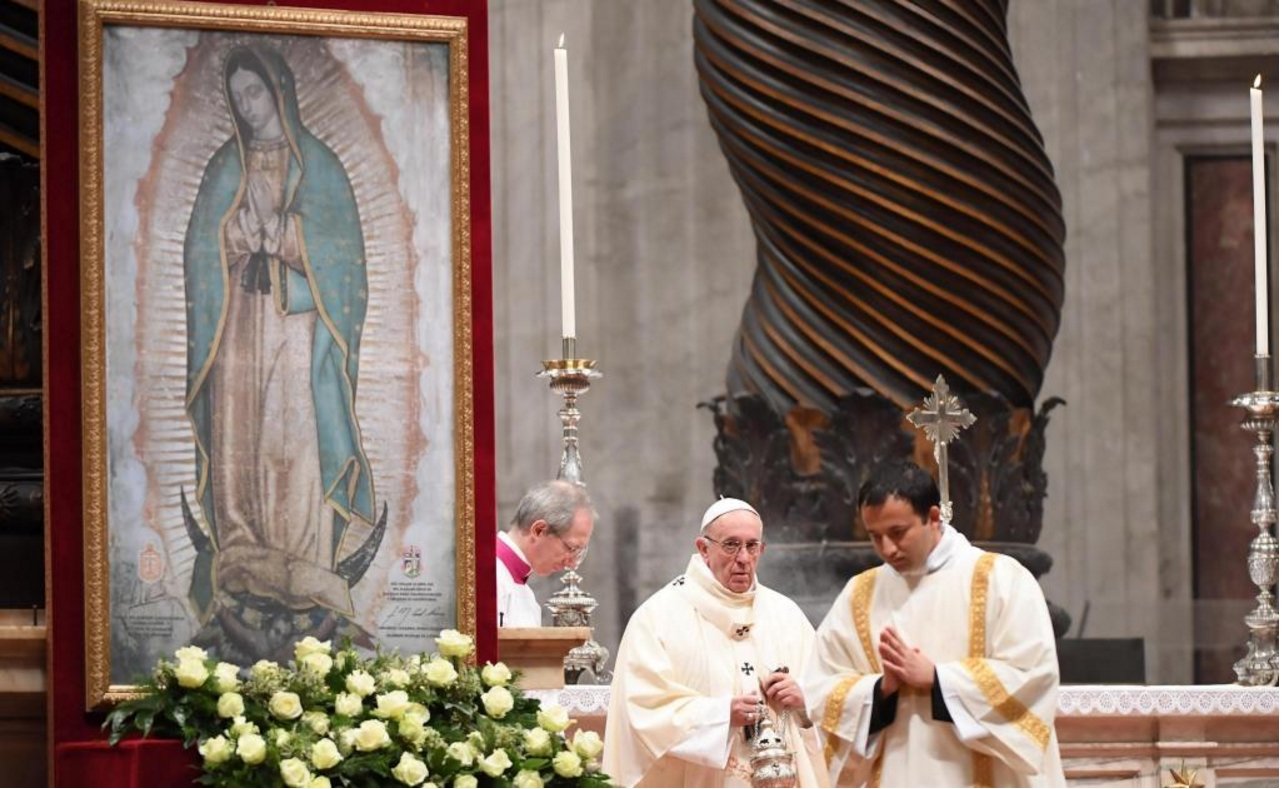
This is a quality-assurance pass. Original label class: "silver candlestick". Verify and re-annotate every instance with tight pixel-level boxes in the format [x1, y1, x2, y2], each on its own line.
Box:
[1232, 354, 1279, 687]
[537, 346, 610, 683]
[538, 342, 600, 484]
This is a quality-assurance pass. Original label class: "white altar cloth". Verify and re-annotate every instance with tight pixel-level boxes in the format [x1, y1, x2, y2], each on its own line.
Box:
[531, 685, 1279, 787]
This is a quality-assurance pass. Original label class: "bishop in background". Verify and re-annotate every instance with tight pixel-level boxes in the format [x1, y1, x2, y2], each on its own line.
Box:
[604, 498, 829, 787]
[496, 480, 595, 628]
[802, 462, 1066, 787]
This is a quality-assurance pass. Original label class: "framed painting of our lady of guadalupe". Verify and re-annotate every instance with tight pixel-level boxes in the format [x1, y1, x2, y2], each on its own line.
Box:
[74, 0, 490, 706]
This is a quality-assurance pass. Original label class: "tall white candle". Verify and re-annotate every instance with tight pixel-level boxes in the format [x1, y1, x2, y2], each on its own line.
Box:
[1250, 74, 1268, 356]
[555, 34, 576, 340]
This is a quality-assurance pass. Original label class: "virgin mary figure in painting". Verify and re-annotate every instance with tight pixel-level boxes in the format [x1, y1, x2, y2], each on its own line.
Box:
[183, 45, 383, 660]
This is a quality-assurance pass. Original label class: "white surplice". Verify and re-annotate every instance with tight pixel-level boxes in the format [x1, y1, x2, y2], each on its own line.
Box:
[496, 532, 542, 628]
[604, 554, 830, 788]
[801, 525, 1065, 787]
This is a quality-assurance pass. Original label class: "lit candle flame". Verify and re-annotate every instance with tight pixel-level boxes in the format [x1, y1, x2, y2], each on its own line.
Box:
[558, 32, 565, 49]
[1254, 74, 1262, 89]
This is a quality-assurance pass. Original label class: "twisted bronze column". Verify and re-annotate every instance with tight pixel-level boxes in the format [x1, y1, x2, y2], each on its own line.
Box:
[695, 0, 1069, 632]
[694, 0, 1064, 412]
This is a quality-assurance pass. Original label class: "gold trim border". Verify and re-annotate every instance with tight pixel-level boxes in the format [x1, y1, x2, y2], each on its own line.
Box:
[851, 568, 879, 671]
[78, 0, 474, 708]
[960, 656, 1052, 752]
[821, 672, 862, 763]
[963, 552, 1051, 769]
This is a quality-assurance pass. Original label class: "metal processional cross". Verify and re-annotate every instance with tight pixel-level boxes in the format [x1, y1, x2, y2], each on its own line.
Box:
[907, 375, 977, 523]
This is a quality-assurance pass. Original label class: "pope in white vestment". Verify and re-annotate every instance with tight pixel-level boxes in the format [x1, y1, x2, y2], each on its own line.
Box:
[802, 463, 1066, 787]
[604, 499, 830, 788]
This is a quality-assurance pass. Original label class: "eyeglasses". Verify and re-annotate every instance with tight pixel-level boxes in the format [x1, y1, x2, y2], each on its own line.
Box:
[700, 535, 765, 557]
[556, 534, 589, 561]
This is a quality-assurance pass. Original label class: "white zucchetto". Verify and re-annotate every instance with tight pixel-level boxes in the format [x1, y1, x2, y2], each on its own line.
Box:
[699, 497, 761, 531]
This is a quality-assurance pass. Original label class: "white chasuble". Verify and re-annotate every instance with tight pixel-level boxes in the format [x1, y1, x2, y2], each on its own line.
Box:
[604, 555, 830, 788]
[801, 527, 1066, 787]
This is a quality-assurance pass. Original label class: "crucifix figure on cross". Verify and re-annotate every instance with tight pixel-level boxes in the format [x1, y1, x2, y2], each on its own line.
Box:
[906, 374, 977, 524]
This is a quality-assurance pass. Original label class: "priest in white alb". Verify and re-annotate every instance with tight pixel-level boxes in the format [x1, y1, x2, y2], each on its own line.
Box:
[604, 498, 829, 787]
[802, 462, 1065, 787]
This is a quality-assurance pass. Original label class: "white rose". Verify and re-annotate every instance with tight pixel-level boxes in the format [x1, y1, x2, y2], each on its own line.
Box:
[373, 690, 411, 720]
[174, 658, 209, 689]
[435, 629, 474, 658]
[513, 769, 545, 789]
[453, 776, 479, 789]
[310, 737, 343, 770]
[251, 659, 280, 680]
[301, 710, 330, 736]
[294, 636, 332, 660]
[423, 658, 458, 687]
[552, 750, 583, 779]
[236, 732, 267, 765]
[536, 704, 571, 733]
[480, 661, 512, 687]
[478, 749, 513, 778]
[308, 778, 331, 789]
[353, 719, 390, 752]
[572, 729, 604, 760]
[198, 734, 233, 766]
[391, 752, 429, 786]
[381, 667, 412, 688]
[345, 670, 377, 697]
[522, 727, 553, 756]
[216, 692, 244, 719]
[228, 715, 258, 738]
[481, 686, 514, 718]
[337, 728, 358, 756]
[406, 703, 430, 722]
[398, 713, 426, 748]
[280, 757, 312, 788]
[269, 691, 304, 720]
[446, 741, 475, 766]
[212, 662, 241, 693]
[301, 652, 334, 676]
[273, 728, 291, 749]
[174, 645, 208, 663]
[334, 691, 362, 718]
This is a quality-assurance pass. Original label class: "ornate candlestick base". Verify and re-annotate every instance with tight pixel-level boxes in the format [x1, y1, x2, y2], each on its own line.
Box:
[1231, 355, 1279, 687]
[538, 351, 608, 683]
[538, 356, 601, 485]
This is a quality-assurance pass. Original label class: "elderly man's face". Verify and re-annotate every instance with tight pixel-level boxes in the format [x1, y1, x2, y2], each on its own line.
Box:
[526, 507, 594, 576]
[696, 509, 764, 593]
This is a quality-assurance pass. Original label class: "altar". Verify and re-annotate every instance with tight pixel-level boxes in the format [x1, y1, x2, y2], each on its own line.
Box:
[529, 684, 1280, 787]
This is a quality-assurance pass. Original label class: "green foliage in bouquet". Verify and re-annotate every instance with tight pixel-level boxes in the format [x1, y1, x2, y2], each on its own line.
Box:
[104, 630, 613, 788]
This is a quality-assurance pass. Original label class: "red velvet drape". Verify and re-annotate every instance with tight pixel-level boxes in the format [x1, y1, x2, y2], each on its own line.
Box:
[42, 1, 495, 783]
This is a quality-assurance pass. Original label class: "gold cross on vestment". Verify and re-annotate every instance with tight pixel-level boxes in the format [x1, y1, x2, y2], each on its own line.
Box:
[906, 375, 976, 523]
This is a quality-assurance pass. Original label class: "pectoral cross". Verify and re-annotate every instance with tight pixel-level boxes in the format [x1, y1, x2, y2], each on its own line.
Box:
[906, 375, 976, 523]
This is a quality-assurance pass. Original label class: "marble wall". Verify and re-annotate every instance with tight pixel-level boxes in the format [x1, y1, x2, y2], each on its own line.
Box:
[487, 0, 1278, 683]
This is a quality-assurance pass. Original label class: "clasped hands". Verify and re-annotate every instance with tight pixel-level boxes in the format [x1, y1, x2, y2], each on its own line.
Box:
[729, 670, 805, 727]
[878, 626, 934, 696]
[236, 207, 287, 256]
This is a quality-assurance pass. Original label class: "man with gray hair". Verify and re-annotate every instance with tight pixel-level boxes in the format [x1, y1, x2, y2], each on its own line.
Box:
[496, 480, 595, 627]
[603, 498, 828, 787]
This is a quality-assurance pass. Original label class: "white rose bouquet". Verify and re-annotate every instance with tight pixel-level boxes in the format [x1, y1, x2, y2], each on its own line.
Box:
[104, 632, 612, 787]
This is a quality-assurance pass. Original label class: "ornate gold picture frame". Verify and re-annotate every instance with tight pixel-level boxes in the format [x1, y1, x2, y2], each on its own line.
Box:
[77, 0, 476, 707]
